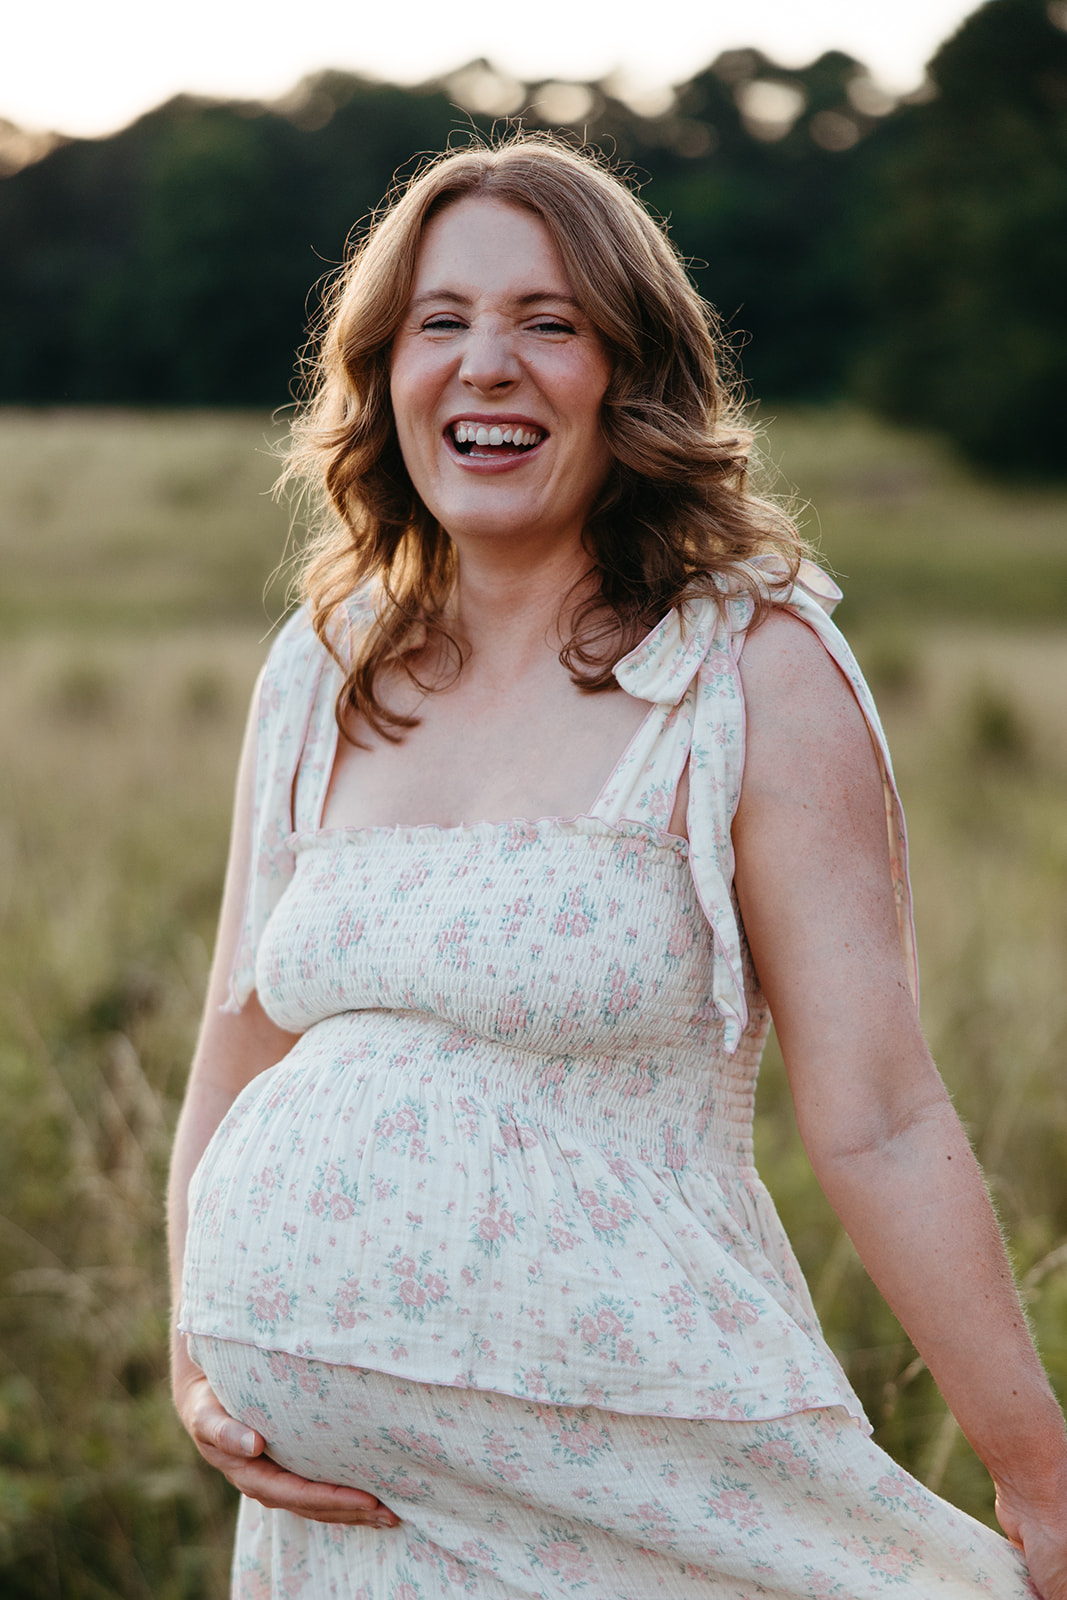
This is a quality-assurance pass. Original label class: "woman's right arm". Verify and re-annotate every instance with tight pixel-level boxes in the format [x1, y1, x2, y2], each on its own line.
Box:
[167, 683, 400, 1527]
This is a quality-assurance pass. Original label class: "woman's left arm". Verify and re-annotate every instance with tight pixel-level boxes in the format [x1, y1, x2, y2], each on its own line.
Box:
[733, 608, 1067, 1597]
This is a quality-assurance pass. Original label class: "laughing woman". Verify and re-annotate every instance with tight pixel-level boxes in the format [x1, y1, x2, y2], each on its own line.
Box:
[168, 136, 1067, 1599]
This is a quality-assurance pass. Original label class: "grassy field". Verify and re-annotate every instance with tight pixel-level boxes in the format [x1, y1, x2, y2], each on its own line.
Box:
[1, 406, 1065, 1596]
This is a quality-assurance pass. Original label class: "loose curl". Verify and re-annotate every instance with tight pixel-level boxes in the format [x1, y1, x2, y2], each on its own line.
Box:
[280, 131, 803, 740]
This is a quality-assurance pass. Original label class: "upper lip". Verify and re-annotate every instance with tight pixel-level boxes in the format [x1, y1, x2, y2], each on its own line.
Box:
[444, 412, 548, 432]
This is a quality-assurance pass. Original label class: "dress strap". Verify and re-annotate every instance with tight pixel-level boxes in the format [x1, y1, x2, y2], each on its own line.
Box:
[602, 561, 918, 1054]
[588, 697, 694, 833]
[224, 591, 373, 1013]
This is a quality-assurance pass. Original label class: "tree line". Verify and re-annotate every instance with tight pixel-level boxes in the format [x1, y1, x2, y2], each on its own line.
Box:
[1, 0, 1064, 475]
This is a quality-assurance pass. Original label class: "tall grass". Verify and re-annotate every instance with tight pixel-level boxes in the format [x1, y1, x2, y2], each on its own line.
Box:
[1, 407, 1065, 1594]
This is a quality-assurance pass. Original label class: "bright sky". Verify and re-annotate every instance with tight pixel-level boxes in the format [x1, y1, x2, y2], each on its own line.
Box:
[6, 0, 979, 138]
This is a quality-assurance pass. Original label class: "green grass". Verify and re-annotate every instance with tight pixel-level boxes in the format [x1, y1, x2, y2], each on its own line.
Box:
[1, 406, 1065, 1594]
[758, 405, 1067, 626]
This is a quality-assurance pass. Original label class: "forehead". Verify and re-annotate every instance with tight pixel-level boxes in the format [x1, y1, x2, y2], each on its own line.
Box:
[410, 196, 573, 300]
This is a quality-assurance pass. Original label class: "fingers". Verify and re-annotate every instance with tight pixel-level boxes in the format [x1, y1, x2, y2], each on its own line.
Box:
[224, 1456, 401, 1527]
[177, 1369, 400, 1527]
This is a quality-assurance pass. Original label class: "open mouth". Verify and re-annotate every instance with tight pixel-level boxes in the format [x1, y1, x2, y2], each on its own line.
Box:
[450, 420, 545, 457]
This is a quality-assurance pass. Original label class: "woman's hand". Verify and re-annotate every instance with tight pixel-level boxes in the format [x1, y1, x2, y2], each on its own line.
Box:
[175, 1363, 400, 1527]
[996, 1475, 1067, 1599]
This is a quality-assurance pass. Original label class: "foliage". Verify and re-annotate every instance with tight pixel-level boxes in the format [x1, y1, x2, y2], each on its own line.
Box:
[855, 0, 1067, 474]
[3, 2, 1065, 473]
[1, 407, 1066, 1591]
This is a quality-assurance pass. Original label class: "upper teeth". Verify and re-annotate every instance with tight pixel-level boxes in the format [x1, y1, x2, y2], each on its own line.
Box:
[453, 422, 543, 448]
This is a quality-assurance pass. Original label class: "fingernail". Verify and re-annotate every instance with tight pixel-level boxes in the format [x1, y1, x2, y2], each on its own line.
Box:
[240, 1431, 257, 1455]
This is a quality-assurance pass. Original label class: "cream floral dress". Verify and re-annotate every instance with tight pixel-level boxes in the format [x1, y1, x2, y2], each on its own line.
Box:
[180, 565, 1034, 1598]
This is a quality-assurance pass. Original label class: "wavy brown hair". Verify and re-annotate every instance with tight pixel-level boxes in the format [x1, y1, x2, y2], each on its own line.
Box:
[281, 131, 803, 740]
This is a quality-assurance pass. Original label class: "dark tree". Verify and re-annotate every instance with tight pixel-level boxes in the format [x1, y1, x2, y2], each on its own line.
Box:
[856, 0, 1067, 474]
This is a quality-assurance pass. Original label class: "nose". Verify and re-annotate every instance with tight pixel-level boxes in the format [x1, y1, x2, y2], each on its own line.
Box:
[459, 325, 520, 393]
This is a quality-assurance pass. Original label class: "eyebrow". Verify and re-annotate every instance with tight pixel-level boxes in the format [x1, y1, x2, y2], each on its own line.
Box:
[409, 289, 582, 310]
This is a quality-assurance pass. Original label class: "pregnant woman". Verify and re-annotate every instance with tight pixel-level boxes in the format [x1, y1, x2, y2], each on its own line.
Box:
[168, 135, 1067, 1598]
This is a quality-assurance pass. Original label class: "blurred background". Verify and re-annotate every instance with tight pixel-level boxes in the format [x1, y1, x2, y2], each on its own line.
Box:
[1, 0, 1066, 1593]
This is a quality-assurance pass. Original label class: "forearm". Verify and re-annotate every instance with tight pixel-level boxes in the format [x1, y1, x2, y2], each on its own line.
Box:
[811, 1098, 1067, 1492]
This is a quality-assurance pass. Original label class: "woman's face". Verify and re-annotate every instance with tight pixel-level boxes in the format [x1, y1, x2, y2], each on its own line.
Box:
[390, 196, 614, 557]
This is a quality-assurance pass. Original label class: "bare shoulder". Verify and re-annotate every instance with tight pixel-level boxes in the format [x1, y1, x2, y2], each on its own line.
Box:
[736, 604, 880, 804]
[739, 604, 870, 768]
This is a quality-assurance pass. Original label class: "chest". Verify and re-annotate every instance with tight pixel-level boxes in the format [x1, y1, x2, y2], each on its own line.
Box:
[320, 669, 656, 833]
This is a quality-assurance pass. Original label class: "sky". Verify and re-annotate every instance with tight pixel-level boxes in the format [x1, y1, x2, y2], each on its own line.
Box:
[4, 0, 982, 139]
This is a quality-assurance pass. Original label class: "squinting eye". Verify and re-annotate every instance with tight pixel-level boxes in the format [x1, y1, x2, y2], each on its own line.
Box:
[423, 316, 466, 331]
[530, 320, 574, 335]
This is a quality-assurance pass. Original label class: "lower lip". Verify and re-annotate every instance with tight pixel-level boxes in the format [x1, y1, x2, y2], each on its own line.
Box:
[444, 434, 546, 472]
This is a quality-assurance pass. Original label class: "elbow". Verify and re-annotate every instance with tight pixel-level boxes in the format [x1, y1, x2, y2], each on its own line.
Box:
[800, 1091, 960, 1177]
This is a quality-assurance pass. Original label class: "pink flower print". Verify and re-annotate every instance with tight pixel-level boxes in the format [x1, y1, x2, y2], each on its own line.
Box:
[439, 1553, 469, 1586]
[546, 1204, 583, 1253]
[436, 914, 472, 971]
[374, 1098, 430, 1157]
[553, 887, 596, 939]
[246, 1269, 297, 1335]
[495, 990, 532, 1037]
[501, 1122, 538, 1150]
[333, 907, 365, 954]
[394, 1585, 419, 1600]
[865, 1540, 920, 1578]
[484, 1430, 529, 1483]
[622, 1059, 655, 1098]
[595, 1307, 625, 1336]
[535, 1537, 595, 1585]
[711, 1296, 761, 1335]
[500, 897, 530, 942]
[636, 1500, 676, 1535]
[746, 1437, 812, 1477]
[666, 915, 695, 962]
[552, 1418, 609, 1462]
[470, 1195, 522, 1256]
[658, 1283, 699, 1340]
[328, 1274, 369, 1331]
[398, 1278, 427, 1310]
[307, 1159, 360, 1223]
[602, 962, 641, 1024]
[705, 1486, 763, 1530]
[553, 988, 587, 1041]
[577, 1186, 635, 1242]
[572, 1294, 643, 1366]
[503, 820, 539, 851]
[394, 860, 430, 894]
[390, 1249, 450, 1321]
[663, 1123, 688, 1171]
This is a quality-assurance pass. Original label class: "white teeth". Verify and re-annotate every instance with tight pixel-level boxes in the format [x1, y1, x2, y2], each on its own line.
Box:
[451, 421, 543, 448]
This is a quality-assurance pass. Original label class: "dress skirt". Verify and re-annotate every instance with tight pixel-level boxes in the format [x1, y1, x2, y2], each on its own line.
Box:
[191, 1336, 1033, 1600]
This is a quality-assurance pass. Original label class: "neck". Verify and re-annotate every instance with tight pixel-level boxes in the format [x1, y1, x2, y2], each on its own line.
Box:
[445, 533, 598, 669]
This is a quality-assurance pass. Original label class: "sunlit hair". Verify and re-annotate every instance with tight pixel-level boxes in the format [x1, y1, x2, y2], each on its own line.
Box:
[281, 131, 803, 740]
